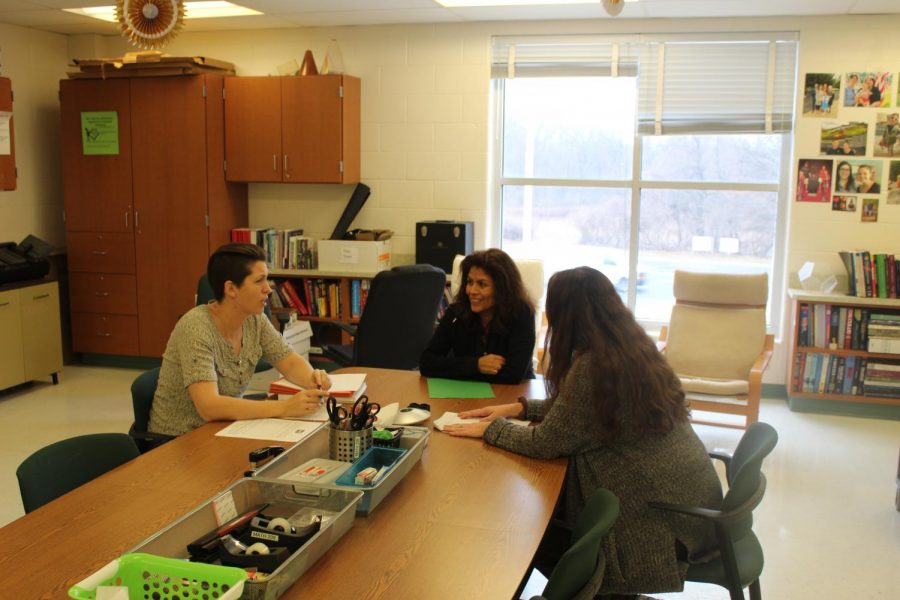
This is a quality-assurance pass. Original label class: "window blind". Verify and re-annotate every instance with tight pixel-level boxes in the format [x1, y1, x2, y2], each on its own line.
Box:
[492, 33, 798, 135]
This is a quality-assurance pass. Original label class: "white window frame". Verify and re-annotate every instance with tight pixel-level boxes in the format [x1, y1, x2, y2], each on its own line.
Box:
[489, 35, 796, 334]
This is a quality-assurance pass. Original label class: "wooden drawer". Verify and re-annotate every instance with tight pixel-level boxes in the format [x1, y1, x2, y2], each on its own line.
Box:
[69, 273, 138, 315]
[67, 232, 135, 274]
[71, 312, 140, 355]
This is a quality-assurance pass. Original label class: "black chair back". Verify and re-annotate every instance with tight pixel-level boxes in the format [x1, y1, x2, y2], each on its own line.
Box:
[353, 264, 447, 369]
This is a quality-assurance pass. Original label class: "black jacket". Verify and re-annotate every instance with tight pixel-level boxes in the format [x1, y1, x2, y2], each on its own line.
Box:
[419, 304, 535, 383]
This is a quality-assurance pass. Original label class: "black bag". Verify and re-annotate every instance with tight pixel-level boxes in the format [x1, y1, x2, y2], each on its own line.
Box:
[0, 235, 51, 285]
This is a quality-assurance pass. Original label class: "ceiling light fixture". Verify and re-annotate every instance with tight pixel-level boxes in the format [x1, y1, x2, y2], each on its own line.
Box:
[434, 0, 637, 7]
[65, 0, 261, 23]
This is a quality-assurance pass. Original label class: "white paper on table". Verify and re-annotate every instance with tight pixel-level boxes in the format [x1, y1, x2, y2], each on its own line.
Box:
[281, 401, 330, 422]
[215, 418, 319, 442]
[432, 411, 530, 432]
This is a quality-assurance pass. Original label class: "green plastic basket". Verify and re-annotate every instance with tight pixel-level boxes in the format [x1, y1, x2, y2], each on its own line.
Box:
[68, 553, 247, 600]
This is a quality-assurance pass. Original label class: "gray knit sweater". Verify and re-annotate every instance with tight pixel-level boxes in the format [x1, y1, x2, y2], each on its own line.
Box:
[483, 354, 723, 595]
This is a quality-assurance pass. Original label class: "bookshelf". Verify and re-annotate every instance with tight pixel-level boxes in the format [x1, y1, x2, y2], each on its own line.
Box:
[787, 289, 900, 408]
[268, 268, 379, 349]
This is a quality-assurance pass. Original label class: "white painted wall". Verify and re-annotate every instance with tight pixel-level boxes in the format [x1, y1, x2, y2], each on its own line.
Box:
[5, 13, 899, 385]
[0, 23, 69, 248]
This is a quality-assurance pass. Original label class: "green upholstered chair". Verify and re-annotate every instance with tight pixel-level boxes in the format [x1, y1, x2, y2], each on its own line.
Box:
[530, 487, 620, 600]
[196, 274, 274, 373]
[650, 421, 778, 600]
[128, 367, 175, 453]
[16, 433, 140, 513]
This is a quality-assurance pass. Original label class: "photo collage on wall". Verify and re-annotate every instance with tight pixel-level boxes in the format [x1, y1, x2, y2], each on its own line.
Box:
[799, 71, 899, 222]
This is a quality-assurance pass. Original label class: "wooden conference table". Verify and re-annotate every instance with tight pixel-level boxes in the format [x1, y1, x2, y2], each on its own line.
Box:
[0, 367, 566, 599]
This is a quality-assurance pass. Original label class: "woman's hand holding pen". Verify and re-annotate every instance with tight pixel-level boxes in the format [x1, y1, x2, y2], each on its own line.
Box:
[281, 388, 328, 417]
[477, 354, 505, 375]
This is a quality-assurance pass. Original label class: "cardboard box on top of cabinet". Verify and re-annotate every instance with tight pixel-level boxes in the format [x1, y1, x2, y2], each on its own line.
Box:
[317, 239, 391, 274]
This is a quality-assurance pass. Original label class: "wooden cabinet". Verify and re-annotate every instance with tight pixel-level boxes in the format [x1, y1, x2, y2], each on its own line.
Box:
[60, 75, 248, 358]
[787, 290, 900, 408]
[0, 281, 63, 391]
[224, 75, 360, 184]
[0, 77, 16, 191]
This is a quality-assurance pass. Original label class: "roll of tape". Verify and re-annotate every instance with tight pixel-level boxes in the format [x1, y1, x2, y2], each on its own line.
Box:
[245, 542, 270, 555]
[267, 517, 292, 533]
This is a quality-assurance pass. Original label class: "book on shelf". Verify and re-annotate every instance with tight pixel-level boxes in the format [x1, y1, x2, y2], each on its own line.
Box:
[868, 337, 900, 354]
[838, 250, 900, 297]
[230, 227, 315, 270]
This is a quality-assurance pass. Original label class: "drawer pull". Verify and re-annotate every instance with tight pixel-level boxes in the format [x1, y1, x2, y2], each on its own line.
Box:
[94, 291, 110, 297]
[95, 332, 112, 337]
[0, 301, 9, 307]
[92, 250, 109, 256]
[32, 293, 50, 300]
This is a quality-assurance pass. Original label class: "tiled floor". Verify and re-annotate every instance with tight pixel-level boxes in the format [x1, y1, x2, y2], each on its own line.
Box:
[1, 365, 898, 598]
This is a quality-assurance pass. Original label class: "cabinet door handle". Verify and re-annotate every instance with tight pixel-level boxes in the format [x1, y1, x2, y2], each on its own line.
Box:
[0, 301, 9, 307]
[273, 154, 278, 172]
[284, 154, 290, 179]
[94, 291, 110, 297]
[135, 211, 140, 229]
[95, 332, 112, 337]
[32, 293, 49, 300]
[125, 211, 129, 229]
[92, 250, 108, 256]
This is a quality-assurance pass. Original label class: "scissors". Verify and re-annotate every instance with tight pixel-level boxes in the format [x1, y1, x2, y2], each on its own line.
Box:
[350, 395, 380, 430]
[326, 396, 349, 428]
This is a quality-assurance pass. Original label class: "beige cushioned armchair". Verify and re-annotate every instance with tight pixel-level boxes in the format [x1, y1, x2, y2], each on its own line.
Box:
[659, 270, 774, 429]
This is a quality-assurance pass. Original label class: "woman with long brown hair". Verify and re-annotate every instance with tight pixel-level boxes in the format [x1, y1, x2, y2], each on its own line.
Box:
[445, 267, 722, 597]
[420, 248, 536, 383]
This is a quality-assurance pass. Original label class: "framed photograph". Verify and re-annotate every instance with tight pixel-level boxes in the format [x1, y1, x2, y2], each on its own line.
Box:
[796, 159, 833, 203]
[861, 197, 879, 222]
[820, 121, 867, 156]
[843, 71, 893, 108]
[888, 160, 900, 204]
[874, 112, 900, 157]
[845, 159, 884, 194]
[803, 73, 841, 117]
[832, 195, 857, 212]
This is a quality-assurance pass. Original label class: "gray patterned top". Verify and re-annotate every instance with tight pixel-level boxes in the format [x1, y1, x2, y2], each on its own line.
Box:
[149, 305, 293, 436]
[483, 354, 723, 595]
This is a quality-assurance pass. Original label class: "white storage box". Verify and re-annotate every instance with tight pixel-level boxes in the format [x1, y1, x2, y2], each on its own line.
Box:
[317, 239, 391, 273]
[283, 317, 313, 359]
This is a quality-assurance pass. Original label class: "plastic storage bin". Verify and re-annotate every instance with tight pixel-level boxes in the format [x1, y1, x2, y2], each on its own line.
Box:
[68, 552, 247, 599]
[257, 425, 429, 515]
[334, 447, 405, 487]
[128, 478, 362, 600]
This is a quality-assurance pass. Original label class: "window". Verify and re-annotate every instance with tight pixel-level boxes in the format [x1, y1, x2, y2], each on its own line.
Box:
[492, 34, 796, 329]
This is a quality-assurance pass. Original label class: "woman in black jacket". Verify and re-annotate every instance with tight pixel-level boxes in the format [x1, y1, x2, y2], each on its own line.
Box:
[420, 248, 536, 383]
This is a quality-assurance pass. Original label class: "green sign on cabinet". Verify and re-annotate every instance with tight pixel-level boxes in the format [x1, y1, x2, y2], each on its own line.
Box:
[81, 111, 119, 155]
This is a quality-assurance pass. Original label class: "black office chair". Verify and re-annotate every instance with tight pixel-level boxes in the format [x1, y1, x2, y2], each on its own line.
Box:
[128, 367, 175, 453]
[16, 433, 140, 513]
[529, 487, 620, 600]
[649, 421, 778, 600]
[196, 274, 274, 373]
[319, 264, 447, 369]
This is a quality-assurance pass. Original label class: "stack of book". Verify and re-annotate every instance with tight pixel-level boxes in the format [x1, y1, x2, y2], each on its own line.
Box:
[793, 353, 868, 396]
[863, 361, 900, 399]
[838, 251, 899, 298]
[868, 313, 900, 354]
[231, 228, 316, 270]
[797, 303, 870, 350]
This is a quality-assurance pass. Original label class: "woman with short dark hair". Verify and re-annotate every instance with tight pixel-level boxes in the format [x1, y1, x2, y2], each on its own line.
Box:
[149, 243, 330, 436]
[445, 267, 722, 597]
[419, 248, 536, 383]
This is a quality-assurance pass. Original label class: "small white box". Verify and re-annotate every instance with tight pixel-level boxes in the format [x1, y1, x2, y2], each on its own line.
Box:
[283, 317, 313, 359]
[317, 239, 391, 273]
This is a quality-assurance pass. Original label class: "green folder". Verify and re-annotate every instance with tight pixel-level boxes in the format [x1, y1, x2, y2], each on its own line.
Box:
[427, 378, 495, 399]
